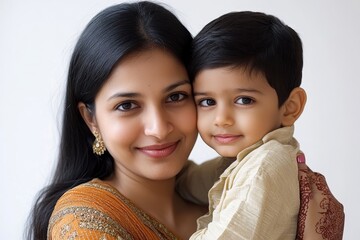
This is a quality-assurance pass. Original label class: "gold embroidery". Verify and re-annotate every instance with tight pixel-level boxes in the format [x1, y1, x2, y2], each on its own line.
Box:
[85, 181, 178, 240]
[60, 224, 71, 237]
[49, 206, 133, 239]
[49, 180, 179, 240]
[68, 231, 78, 240]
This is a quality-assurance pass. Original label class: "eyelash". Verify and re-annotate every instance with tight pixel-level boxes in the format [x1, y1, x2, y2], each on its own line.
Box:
[198, 98, 216, 107]
[235, 97, 255, 105]
[116, 101, 139, 112]
[115, 92, 189, 112]
[197, 96, 255, 107]
[165, 92, 188, 103]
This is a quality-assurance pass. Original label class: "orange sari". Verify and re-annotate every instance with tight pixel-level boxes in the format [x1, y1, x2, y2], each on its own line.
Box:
[48, 179, 179, 240]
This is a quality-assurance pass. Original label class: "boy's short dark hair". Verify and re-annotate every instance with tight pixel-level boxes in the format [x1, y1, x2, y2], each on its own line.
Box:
[190, 11, 303, 106]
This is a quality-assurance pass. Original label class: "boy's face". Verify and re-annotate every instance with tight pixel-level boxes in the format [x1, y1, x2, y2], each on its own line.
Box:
[193, 67, 284, 157]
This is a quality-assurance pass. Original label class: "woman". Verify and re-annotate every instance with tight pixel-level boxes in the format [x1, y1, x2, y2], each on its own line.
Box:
[27, 1, 344, 239]
[29, 2, 203, 239]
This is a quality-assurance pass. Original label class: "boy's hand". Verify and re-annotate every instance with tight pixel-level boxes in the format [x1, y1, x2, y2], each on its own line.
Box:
[296, 154, 345, 240]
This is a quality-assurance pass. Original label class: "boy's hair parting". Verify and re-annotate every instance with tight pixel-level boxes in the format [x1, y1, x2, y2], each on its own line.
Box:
[190, 11, 303, 106]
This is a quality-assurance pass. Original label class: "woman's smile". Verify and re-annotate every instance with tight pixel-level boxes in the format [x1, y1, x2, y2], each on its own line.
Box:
[137, 141, 180, 158]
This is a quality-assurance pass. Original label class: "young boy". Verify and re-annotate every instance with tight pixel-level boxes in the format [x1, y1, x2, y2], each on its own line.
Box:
[189, 11, 306, 239]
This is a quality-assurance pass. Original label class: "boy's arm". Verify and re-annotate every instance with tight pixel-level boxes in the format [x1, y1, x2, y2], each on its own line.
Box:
[190, 151, 299, 239]
[177, 155, 345, 239]
[175, 157, 232, 205]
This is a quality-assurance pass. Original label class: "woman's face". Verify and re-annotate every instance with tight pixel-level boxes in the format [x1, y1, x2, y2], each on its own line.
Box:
[93, 48, 197, 181]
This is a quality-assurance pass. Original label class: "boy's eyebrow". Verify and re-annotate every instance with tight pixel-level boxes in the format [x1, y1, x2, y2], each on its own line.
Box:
[194, 88, 262, 96]
[234, 88, 263, 94]
[193, 91, 207, 96]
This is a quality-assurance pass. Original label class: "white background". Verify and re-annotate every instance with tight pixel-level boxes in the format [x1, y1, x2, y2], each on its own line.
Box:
[1, 0, 359, 239]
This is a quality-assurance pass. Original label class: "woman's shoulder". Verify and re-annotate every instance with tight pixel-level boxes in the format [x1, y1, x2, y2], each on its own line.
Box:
[50, 178, 123, 218]
[53, 178, 115, 207]
[48, 179, 179, 239]
[48, 178, 129, 239]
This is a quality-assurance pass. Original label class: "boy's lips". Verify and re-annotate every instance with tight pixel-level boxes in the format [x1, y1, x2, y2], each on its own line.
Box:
[137, 141, 179, 158]
[213, 134, 241, 144]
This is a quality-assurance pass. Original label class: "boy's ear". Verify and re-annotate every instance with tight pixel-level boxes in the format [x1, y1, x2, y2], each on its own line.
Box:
[281, 87, 307, 126]
[78, 102, 98, 132]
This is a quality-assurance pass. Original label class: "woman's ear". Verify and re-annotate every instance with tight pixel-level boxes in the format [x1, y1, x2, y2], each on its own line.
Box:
[281, 87, 307, 126]
[78, 102, 97, 132]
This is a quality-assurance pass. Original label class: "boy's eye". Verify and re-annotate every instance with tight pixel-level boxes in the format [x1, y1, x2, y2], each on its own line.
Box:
[166, 93, 187, 103]
[198, 99, 216, 107]
[116, 102, 139, 111]
[235, 97, 254, 105]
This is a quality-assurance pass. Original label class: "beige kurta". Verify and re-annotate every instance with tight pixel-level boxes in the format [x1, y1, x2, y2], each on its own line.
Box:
[190, 126, 300, 240]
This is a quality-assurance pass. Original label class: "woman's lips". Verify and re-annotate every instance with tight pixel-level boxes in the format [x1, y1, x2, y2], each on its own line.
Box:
[137, 141, 179, 158]
[213, 134, 240, 144]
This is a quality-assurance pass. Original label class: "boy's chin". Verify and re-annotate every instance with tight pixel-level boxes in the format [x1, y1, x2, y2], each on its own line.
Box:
[214, 148, 238, 158]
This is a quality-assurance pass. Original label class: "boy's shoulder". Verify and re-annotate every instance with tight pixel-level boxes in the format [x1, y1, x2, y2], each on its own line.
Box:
[230, 139, 298, 180]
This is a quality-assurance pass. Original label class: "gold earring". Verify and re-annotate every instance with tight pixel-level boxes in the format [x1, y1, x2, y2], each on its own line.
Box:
[93, 130, 106, 155]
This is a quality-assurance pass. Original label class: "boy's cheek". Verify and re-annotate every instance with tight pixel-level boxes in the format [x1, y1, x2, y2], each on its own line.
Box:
[197, 113, 212, 138]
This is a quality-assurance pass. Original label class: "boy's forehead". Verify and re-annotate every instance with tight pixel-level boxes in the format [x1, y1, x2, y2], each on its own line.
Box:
[195, 66, 267, 82]
[193, 66, 271, 92]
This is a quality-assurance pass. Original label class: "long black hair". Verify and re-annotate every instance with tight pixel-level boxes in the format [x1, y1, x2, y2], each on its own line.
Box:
[26, 2, 192, 239]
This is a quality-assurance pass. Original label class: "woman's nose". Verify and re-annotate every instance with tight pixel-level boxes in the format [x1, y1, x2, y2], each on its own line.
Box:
[144, 107, 174, 139]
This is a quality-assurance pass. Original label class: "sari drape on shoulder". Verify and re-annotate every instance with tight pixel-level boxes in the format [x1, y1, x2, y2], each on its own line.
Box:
[48, 179, 179, 240]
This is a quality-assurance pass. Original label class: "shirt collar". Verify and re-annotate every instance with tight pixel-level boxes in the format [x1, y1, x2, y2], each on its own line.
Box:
[221, 126, 297, 177]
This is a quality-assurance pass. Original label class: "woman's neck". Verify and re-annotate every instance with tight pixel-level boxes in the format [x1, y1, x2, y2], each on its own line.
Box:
[105, 168, 180, 226]
[104, 166, 206, 239]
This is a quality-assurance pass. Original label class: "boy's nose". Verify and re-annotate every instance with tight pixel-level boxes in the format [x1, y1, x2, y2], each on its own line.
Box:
[214, 106, 234, 127]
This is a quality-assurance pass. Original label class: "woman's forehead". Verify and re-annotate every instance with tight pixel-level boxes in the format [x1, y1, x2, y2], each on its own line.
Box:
[97, 48, 189, 97]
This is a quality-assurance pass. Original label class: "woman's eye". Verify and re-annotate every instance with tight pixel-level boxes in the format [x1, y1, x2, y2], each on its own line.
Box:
[116, 102, 139, 111]
[166, 93, 187, 103]
[198, 99, 216, 107]
[236, 97, 254, 105]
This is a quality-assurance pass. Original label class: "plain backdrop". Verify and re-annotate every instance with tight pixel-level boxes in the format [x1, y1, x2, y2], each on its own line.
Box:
[1, 0, 359, 239]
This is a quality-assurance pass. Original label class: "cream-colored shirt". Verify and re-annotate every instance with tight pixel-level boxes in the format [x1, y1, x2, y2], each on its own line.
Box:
[189, 126, 300, 240]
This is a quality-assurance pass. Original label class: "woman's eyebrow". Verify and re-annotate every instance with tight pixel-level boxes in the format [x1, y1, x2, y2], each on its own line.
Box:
[163, 80, 190, 93]
[107, 92, 140, 101]
[107, 80, 190, 101]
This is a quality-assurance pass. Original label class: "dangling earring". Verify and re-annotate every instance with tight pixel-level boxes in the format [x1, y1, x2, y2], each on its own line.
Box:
[93, 130, 106, 155]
